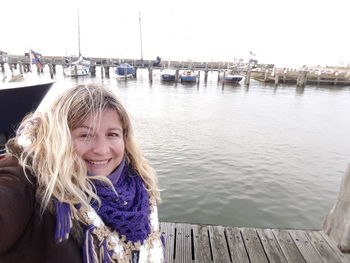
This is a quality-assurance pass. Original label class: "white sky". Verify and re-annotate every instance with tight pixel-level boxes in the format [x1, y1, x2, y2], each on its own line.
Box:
[2, 0, 349, 68]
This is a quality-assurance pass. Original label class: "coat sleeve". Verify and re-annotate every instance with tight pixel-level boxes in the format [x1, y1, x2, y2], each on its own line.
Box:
[0, 160, 35, 254]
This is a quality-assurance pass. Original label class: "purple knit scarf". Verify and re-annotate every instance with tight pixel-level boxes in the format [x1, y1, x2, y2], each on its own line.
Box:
[91, 162, 151, 243]
[54, 161, 152, 262]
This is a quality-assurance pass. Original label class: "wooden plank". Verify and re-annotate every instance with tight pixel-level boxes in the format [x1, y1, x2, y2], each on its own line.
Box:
[192, 224, 211, 263]
[174, 223, 192, 263]
[272, 229, 306, 263]
[160, 222, 175, 263]
[241, 228, 268, 263]
[225, 227, 250, 263]
[209, 225, 231, 263]
[256, 228, 287, 263]
[288, 229, 324, 263]
[305, 231, 343, 263]
[319, 231, 350, 263]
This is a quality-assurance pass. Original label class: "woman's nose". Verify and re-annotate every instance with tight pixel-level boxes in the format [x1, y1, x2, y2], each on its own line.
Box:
[91, 137, 110, 155]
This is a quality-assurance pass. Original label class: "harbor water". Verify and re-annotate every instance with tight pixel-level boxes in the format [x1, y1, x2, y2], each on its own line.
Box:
[7, 67, 350, 230]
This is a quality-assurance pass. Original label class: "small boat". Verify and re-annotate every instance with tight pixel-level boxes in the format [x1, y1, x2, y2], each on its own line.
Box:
[161, 69, 176, 81]
[63, 56, 90, 77]
[222, 70, 244, 84]
[0, 78, 55, 156]
[115, 63, 135, 79]
[180, 70, 198, 83]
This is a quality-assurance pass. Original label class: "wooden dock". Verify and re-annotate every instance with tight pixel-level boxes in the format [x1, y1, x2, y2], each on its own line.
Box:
[160, 222, 350, 263]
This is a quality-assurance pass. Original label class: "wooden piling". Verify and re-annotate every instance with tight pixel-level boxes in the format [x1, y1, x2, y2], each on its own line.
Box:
[245, 66, 252, 85]
[175, 69, 179, 83]
[197, 71, 200, 86]
[105, 66, 110, 78]
[275, 74, 279, 85]
[264, 69, 268, 81]
[0, 63, 4, 73]
[49, 64, 54, 79]
[204, 70, 208, 82]
[19, 62, 23, 74]
[133, 66, 138, 78]
[74, 65, 78, 78]
[217, 70, 221, 82]
[148, 67, 153, 83]
[101, 65, 104, 79]
[296, 70, 308, 87]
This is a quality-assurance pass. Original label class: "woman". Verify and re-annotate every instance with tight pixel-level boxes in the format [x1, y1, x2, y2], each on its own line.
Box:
[0, 84, 164, 263]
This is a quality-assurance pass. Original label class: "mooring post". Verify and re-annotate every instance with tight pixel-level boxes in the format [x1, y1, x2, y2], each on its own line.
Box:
[264, 68, 268, 81]
[19, 62, 23, 74]
[197, 71, 200, 86]
[52, 64, 56, 74]
[101, 65, 104, 79]
[283, 69, 287, 83]
[105, 66, 110, 78]
[90, 65, 96, 77]
[148, 67, 153, 83]
[175, 69, 179, 83]
[334, 72, 338, 85]
[275, 73, 279, 85]
[133, 66, 138, 78]
[324, 166, 350, 252]
[296, 70, 308, 87]
[74, 65, 77, 78]
[0, 63, 4, 73]
[204, 70, 208, 82]
[124, 66, 127, 81]
[49, 64, 54, 79]
[245, 65, 251, 85]
[217, 70, 221, 82]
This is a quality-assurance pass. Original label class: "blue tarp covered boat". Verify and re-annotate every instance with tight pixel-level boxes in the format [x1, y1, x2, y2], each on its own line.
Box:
[116, 63, 135, 78]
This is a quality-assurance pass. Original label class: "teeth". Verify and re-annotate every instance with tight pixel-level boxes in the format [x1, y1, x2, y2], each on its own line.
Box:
[88, 160, 109, 165]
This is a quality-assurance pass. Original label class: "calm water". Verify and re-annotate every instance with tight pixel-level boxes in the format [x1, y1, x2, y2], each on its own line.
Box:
[7, 67, 350, 230]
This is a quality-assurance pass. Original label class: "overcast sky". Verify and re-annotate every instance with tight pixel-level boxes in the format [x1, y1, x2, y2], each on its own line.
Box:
[2, 0, 349, 68]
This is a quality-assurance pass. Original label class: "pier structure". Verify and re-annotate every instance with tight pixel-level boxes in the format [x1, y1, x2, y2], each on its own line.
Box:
[160, 222, 350, 263]
[2, 54, 350, 86]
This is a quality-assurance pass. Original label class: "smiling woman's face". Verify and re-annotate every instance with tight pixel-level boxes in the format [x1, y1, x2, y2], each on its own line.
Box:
[71, 109, 125, 176]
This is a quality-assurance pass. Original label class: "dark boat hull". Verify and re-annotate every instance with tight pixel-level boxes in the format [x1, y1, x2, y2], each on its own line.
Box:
[0, 81, 54, 136]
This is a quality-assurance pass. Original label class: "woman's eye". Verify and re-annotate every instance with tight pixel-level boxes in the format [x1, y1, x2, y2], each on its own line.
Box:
[109, 133, 120, 137]
[80, 134, 93, 139]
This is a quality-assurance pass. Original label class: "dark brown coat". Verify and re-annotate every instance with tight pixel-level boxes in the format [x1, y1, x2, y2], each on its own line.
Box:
[0, 156, 82, 262]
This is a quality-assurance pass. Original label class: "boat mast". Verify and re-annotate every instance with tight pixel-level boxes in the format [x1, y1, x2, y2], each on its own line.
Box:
[139, 12, 143, 61]
[78, 9, 81, 57]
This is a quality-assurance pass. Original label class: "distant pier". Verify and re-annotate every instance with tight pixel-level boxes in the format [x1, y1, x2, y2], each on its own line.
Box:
[1, 54, 350, 87]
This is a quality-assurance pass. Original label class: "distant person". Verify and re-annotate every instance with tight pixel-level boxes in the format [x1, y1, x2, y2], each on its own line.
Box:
[0, 84, 164, 262]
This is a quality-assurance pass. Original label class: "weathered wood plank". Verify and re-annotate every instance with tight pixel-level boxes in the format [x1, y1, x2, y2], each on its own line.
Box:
[209, 225, 231, 263]
[305, 231, 343, 263]
[319, 231, 350, 263]
[225, 227, 250, 263]
[256, 228, 287, 263]
[174, 223, 192, 263]
[288, 229, 324, 263]
[160, 222, 175, 263]
[192, 224, 211, 263]
[241, 228, 268, 263]
[272, 229, 306, 262]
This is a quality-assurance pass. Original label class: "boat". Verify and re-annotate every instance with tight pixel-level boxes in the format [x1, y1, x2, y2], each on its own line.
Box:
[115, 63, 135, 79]
[63, 56, 90, 77]
[222, 70, 244, 84]
[161, 68, 176, 81]
[0, 78, 55, 156]
[63, 10, 90, 77]
[180, 70, 198, 83]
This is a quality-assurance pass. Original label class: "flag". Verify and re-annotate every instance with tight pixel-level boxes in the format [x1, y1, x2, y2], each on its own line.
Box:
[30, 49, 43, 70]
